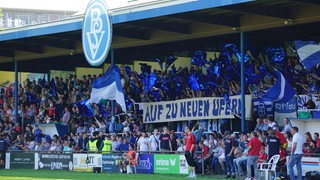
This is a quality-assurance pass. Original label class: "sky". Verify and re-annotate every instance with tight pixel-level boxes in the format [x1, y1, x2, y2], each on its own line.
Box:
[0, 0, 127, 12]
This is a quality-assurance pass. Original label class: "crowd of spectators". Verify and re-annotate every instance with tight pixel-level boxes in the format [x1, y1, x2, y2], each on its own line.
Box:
[0, 53, 320, 175]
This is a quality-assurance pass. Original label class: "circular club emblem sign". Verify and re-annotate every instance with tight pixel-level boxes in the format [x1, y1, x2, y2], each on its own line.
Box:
[82, 0, 112, 66]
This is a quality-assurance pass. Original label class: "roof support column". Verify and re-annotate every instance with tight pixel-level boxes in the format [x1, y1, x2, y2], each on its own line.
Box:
[110, 49, 116, 133]
[240, 32, 246, 132]
[14, 57, 19, 124]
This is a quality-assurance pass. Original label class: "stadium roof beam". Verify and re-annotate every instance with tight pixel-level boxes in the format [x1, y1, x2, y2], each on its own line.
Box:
[2, 42, 44, 54]
[222, 3, 293, 19]
[113, 26, 150, 40]
[20, 37, 76, 50]
[170, 13, 241, 27]
[129, 20, 192, 34]
[291, 0, 320, 5]
[0, 48, 15, 57]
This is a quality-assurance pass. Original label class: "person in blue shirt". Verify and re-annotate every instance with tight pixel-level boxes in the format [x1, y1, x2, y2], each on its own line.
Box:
[34, 125, 42, 143]
[0, 133, 10, 169]
[118, 138, 129, 152]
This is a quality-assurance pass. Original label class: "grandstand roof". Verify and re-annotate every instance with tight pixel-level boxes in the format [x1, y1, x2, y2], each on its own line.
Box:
[0, 0, 320, 72]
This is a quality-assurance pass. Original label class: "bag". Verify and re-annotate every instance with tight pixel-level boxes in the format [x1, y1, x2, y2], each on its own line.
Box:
[306, 171, 320, 180]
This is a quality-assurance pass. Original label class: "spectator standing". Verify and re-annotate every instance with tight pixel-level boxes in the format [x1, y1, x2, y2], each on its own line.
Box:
[34, 125, 42, 143]
[88, 131, 99, 152]
[246, 131, 262, 180]
[149, 128, 159, 152]
[159, 126, 172, 152]
[101, 135, 112, 153]
[282, 117, 292, 133]
[289, 126, 304, 180]
[137, 131, 150, 153]
[224, 131, 237, 178]
[184, 126, 197, 178]
[77, 133, 88, 152]
[267, 130, 280, 160]
[0, 133, 9, 169]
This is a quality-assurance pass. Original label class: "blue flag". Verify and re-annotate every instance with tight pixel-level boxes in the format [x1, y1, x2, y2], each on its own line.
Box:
[295, 41, 320, 71]
[87, 65, 126, 112]
[262, 71, 295, 103]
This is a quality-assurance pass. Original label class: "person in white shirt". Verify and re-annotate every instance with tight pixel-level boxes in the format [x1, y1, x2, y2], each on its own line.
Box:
[149, 128, 159, 152]
[137, 132, 150, 153]
[288, 126, 304, 180]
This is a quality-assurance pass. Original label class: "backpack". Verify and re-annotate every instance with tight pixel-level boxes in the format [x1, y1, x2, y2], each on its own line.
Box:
[306, 171, 320, 180]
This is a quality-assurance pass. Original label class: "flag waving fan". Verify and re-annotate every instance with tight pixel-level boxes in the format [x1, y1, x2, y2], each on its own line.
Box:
[261, 71, 296, 103]
[87, 65, 126, 112]
[294, 40, 320, 71]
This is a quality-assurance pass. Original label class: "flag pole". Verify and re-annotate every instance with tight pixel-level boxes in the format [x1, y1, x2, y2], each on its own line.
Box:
[111, 49, 115, 133]
[240, 32, 246, 132]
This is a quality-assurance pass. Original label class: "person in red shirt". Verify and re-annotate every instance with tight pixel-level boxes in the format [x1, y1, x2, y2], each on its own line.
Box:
[278, 148, 287, 167]
[185, 126, 197, 178]
[313, 133, 320, 147]
[246, 131, 262, 180]
[258, 146, 267, 165]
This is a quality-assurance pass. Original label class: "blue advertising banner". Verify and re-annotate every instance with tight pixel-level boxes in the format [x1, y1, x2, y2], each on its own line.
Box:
[102, 154, 121, 173]
[274, 97, 297, 123]
[136, 154, 154, 174]
[253, 99, 273, 118]
[143, 95, 252, 123]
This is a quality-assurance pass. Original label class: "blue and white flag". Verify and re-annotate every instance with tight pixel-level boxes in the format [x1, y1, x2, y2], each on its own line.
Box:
[262, 71, 295, 103]
[295, 41, 320, 71]
[87, 65, 126, 112]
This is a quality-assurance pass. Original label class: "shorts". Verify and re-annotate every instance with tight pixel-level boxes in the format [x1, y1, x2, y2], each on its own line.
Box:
[185, 151, 195, 167]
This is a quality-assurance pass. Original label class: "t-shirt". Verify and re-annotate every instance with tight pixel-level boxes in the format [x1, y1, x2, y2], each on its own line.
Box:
[149, 135, 159, 152]
[267, 136, 280, 159]
[248, 137, 262, 156]
[138, 137, 149, 152]
[224, 137, 237, 155]
[185, 133, 196, 152]
[276, 131, 287, 147]
[258, 152, 267, 163]
[292, 132, 304, 154]
[159, 133, 170, 150]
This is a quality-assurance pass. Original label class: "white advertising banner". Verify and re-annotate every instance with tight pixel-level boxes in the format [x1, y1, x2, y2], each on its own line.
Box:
[73, 153, 102, 172]
[143, 95, 252, 123]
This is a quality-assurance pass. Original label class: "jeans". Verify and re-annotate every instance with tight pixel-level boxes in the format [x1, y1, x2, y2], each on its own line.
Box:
[210, 157, 219, 174]
[247, 155, 258, 179]
[225, 155, 235, 175]
[234, 156, 247, 175]
[288, 154, 302, 180]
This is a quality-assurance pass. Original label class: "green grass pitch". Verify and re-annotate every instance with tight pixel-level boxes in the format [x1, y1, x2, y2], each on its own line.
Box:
[0, 169, 242, 180]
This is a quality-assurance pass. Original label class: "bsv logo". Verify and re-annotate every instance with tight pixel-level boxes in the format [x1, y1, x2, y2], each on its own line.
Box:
[83, 0, 112, 66]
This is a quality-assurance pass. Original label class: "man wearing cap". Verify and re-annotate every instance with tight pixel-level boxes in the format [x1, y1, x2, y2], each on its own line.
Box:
[224, 131, 237, 178]
[246, 131, 262, 180]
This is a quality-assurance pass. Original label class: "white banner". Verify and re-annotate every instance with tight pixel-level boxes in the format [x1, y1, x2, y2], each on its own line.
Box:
[73, 153, 102, 172]
[143, 95, 252, 123]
